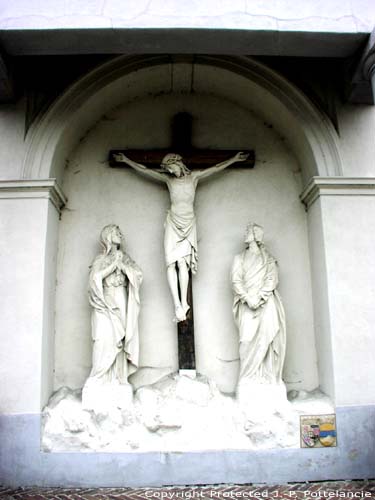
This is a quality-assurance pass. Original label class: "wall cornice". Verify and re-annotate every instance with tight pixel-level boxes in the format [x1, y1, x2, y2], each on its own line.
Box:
[300, 177, 375, 210]
[347, 26, 375, 104]
[0, 179, 67, 214]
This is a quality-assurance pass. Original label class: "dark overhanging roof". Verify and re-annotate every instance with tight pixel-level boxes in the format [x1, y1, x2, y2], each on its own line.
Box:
[0, 27, 374, 103]
[0, 27, 369, 57]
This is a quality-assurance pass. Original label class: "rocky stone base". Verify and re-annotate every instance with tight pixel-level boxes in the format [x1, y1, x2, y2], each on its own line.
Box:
[42, 374, 334, 452]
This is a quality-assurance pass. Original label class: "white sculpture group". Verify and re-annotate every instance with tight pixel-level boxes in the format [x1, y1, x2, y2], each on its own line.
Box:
[83, 152, 287, 412]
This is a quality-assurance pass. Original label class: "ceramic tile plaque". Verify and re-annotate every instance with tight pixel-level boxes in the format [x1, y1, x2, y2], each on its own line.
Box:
[300, 414, 337, 448]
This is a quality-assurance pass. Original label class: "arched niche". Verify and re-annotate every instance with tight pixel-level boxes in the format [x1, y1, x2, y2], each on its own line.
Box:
[25, 55, 341, 407]
[23, 55, 343, 183]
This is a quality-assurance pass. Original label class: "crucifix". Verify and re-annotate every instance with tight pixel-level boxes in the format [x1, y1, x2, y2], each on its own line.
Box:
[109, 113, 255, 372]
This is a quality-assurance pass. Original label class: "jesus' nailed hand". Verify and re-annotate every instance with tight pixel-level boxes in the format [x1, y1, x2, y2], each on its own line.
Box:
[113, 151, 249, 322]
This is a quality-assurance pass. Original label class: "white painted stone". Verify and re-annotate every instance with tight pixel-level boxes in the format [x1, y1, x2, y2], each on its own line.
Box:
[146, 0, 247, 18]
[288, 388, 335, 414]
[300, 183, 375, 405]
[276, 4, 356, 33]
[237, 379, 295, 448]
[0, 195, 60, 413]
[178, 369, 196, 378]
[175, 374, 210, 405]
[0, 1, 373, 32]
[82, 380, 133, 413]
[303, 199, 335, 399]
[318, 195, 375, 406]
[351, 0, 375, 32]
[42, 375, 333, 452]
[337, 101, 375, 177]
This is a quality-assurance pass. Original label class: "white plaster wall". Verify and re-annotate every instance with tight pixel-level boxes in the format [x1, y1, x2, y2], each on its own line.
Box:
[320, 194, 375, 406]
[336, 102, 375, 177]
[54, 92, 318, 394]
[0, 0, 374, 32]
[0, 99, 27, 180]
[0, 198, 49, 413]
[41, 201, 60, 407]
[306, 200, 335, 399]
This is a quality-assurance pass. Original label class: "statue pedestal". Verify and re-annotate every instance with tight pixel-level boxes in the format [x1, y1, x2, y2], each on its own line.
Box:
[82, 379, 133, 413]
[178, 369, 196, 379]
[237, 379, 288, 410]
[236, 379, 296, 447]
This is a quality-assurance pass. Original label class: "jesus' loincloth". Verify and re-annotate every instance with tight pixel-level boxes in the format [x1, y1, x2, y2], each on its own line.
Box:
[164, 210, 198, 273]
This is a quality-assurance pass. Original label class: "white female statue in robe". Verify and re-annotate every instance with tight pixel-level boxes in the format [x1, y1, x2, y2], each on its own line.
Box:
[114, 151, 248, 322]
[231, 223, 286, 387]
[84, 224, 143, 391]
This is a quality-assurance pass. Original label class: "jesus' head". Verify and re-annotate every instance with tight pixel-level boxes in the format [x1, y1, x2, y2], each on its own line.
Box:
[160, 153, 191, 177]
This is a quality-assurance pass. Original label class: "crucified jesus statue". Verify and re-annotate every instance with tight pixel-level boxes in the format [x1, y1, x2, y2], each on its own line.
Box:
[114, 151, 249, 322]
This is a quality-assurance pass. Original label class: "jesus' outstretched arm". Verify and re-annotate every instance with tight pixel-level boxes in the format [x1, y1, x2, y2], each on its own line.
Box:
[193, 151, 249, 182]
[113, 152, 166, 183]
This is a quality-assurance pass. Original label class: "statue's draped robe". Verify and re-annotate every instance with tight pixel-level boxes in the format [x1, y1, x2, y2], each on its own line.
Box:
[231, 244, 286, 384]
[164, 175, 198, 273]
[164, 210, 198, 273]
[87, 254, 142, 384]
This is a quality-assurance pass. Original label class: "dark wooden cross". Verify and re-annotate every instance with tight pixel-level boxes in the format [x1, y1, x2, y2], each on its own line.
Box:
[109, 112, 255, 371]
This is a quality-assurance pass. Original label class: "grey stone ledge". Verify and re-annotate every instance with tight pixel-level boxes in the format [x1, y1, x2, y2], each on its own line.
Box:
[0, 179, 67, 213]
[300, 176, 375, 209]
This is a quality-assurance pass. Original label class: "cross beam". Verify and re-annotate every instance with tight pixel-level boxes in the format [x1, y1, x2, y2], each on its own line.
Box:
[109, 149, 255, 169]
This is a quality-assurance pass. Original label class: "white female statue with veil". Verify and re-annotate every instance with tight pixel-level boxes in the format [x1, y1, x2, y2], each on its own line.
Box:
[82, 224, 143, 410]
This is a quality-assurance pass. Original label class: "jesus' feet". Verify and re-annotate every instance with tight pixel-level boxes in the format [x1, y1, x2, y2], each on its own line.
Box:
[182, 303, 190, 317]
[174, 304, 186, 322]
